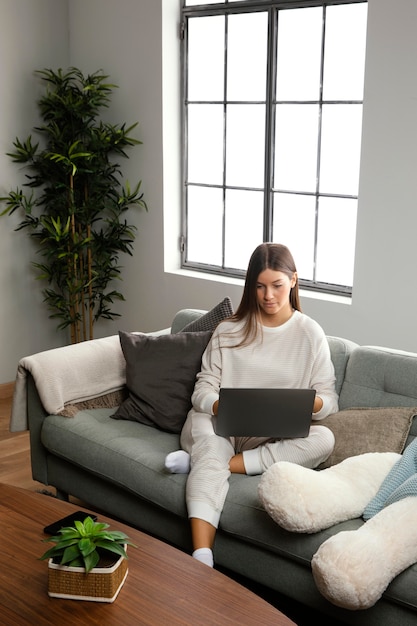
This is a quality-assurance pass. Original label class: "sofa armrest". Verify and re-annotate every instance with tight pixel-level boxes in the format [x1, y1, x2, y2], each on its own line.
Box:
[10, 334, 126, 432]
[170, 309, 206, 333]
[26, 373, 50, 484]
[327, 335, 359, 396]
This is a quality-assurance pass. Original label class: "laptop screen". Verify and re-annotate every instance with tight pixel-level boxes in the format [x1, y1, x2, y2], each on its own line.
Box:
[215, 388, 316, 438]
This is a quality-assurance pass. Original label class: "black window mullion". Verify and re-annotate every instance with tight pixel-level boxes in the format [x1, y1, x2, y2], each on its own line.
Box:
[222, 14, 228, 270]
[263, 7, 277, 242]
[312, 5, 327, 284]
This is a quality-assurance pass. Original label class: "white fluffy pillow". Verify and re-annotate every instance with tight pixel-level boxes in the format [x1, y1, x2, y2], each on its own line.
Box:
[312, 496, 417, 609]
[258, 452, 399, 533]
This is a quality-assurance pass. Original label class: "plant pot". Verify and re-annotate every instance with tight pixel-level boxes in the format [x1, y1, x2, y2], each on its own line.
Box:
[47, 547, 128, 603]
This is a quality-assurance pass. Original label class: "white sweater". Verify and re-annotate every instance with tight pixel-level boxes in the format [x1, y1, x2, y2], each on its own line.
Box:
[191, 310, 339, 420]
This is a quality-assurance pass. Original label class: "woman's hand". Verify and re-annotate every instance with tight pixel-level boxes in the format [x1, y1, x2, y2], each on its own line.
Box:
[313, 395, 323, 414]
[212, 400, 219, 416]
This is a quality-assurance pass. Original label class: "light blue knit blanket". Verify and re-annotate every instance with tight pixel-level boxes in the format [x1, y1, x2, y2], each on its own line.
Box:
[363, 437, 417, 520]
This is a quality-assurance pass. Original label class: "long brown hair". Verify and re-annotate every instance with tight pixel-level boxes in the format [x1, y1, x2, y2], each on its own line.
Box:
[229, 243, 301, 346]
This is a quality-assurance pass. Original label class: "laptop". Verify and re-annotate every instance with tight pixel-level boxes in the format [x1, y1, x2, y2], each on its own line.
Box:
[215, 388, 316, 438]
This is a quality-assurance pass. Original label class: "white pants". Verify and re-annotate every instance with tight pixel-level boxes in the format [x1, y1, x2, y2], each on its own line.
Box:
[180, 409, 335, 528]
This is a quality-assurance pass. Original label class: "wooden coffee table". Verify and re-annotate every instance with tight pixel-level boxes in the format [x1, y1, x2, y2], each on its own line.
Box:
[0, 483, 296, 625]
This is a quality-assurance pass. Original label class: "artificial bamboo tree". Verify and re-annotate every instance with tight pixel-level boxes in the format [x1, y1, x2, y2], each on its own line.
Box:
[1, 67, 147, 343]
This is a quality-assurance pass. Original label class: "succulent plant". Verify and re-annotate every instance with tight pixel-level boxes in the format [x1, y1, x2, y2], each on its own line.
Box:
[40, 515, 136, 573]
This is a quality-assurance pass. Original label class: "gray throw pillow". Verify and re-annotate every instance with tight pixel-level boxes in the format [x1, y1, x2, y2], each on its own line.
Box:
[180, 297, 234, 333]
[112, 330, 212, 433]
[318, 406, 416, 468]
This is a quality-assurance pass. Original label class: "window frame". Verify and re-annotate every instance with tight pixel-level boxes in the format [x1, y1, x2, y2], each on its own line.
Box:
[181, 0, 367, 297]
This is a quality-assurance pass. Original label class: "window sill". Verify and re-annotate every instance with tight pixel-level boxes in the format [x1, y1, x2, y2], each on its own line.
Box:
[166, 268, 352, 306]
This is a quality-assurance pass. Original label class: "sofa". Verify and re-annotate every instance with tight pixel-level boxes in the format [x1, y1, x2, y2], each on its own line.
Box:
[10, 304, 417, 626]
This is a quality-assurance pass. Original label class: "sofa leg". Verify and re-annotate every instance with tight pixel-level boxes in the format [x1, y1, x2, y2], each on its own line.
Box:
[55, 488, 69, 501]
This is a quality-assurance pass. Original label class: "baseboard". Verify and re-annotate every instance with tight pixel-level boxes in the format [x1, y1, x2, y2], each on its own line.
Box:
[0, 382, 14, 401]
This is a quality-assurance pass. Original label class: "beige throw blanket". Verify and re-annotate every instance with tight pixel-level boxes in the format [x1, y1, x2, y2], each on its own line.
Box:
[10, 335, 126, 432]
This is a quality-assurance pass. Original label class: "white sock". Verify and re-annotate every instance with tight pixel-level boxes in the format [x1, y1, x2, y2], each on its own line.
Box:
[192, 547, 214, 568]
[164, 450, 191, 474]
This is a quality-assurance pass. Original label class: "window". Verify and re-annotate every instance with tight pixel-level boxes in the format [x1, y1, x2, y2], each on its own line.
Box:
[181, 0, 368, 295]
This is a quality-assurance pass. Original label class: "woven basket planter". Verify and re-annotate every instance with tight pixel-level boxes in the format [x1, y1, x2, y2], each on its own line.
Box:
[47, 547, 128, 602]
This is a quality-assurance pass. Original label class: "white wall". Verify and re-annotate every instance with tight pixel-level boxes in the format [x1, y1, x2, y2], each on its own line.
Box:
[1, 0, 417, 384]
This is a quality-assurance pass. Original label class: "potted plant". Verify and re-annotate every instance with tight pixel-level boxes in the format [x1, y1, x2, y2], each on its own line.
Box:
[40, 515, 136, 602]
[0, 67, 147, 344]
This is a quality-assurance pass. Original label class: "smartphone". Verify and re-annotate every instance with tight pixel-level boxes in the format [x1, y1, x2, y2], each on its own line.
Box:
[43, 511, 98, 535]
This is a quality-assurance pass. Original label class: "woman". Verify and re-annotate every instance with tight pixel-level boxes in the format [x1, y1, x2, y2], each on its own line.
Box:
[165, 243, 338, 567]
